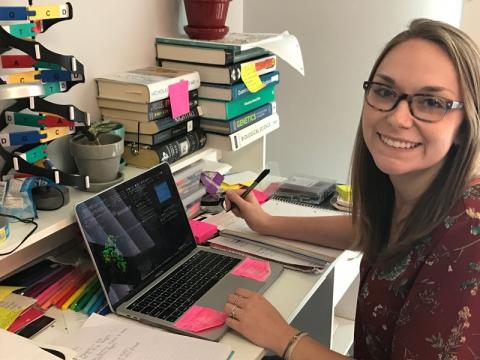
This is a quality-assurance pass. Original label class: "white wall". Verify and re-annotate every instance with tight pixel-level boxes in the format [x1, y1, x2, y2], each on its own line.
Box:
[244, 0, 463, 182]
[462, 0, 480, 45]
[0, 0, 243, 119]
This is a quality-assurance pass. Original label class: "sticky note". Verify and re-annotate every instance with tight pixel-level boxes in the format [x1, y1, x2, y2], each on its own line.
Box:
[252, 189, 269, 205]
[189, 220, 218, 244]
[240, 63, 265, 93]
[231, 257, 271, 282]
[168, 80, 190, 119]
[0, 286, 21, 301]
[175, 305, 226, 332]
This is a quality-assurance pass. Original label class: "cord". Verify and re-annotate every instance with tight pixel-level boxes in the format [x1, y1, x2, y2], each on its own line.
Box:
[0, 213, 38, 256]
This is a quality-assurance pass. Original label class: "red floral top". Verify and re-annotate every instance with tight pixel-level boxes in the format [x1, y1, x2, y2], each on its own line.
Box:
[354, 184, 480, 359]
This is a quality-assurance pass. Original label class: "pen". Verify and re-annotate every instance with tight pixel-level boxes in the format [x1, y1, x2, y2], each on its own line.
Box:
[226, 169, 270, 212]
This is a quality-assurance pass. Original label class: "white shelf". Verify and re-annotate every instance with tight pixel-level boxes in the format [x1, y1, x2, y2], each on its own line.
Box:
[331, 315, 355, 355]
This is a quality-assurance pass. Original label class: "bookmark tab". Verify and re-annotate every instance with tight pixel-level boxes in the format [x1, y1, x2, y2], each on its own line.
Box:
[240, 63, 265, 93]
[175, 305, 226, 332]
[168, 80, 189, 119]
[231, 257, 271, 282]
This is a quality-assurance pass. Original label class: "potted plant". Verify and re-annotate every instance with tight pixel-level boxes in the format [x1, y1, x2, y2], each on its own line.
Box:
[69, 122, 124, 187]
[183, 0, 232, 40]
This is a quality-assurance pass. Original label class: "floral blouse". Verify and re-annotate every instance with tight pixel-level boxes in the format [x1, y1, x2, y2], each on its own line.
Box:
[354, 184, 480, 359]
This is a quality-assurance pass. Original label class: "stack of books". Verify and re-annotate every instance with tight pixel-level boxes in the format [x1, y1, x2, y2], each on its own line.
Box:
[155, 33, 281, 151]
[95, 66, 207, 168]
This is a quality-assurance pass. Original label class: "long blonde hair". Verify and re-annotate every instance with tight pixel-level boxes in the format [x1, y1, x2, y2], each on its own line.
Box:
[351, 18, 480, 263]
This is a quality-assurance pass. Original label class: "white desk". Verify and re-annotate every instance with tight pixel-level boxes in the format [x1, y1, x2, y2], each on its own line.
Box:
[0, 155, 359, 358]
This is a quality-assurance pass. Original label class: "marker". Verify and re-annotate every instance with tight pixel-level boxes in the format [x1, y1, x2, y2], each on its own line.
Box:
[226, 169, 270, 212]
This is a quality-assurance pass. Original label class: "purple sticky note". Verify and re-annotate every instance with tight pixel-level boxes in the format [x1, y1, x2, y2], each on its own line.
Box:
[168, 80, 190, 119]
[174, 305, 227, 332]
[231, 257, 271, 282]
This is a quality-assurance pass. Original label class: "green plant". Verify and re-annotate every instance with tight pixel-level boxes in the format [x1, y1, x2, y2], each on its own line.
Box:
[75, 121, 121, 144]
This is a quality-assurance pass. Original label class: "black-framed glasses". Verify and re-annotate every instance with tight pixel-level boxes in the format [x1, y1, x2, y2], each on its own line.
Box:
[363, 81, 464, 123]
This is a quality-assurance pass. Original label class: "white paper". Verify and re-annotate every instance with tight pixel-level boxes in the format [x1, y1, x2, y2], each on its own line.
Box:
[0, 329, 59, 360]
[258, 31, 305, 76]
[54, 314, 232, 360]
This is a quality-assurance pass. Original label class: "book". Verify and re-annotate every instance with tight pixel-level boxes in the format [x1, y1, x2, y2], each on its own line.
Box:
[155, 41, 269, 65]
[123, 128, 207, 168]
[95, 66, 200, 103]
[97, 90, 199, 121]
[206, 112, 279, 151]
[103, 106, 202, 135]
[199, 85, 275, 120]
[99, 99, 198, 122]
[198, 71, 280, 101]
[273, 174, 336, 206]
[205, 198, 344, 265]
[158, 54, 276, 85]
[155, 32, 286, 52]
[124, 118, 198, 145]
[200, 102, 275, 135]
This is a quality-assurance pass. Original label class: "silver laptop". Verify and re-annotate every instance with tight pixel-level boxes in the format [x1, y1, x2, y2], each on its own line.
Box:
[74, 162, 283, 341]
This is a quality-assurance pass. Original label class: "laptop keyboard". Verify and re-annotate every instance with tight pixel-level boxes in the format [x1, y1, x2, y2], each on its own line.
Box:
[127, 250, 241, 322]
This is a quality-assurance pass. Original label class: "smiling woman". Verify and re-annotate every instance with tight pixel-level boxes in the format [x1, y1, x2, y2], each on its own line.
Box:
[222, 18, 480, 360]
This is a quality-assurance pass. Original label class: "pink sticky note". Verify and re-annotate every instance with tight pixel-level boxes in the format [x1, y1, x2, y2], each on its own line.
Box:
[189, 220, 218, 244]
[231, 257, 271, 282]
[168, 80, 190, 119]
[252, 189, 269, 204]
[175, 305, 226, 332]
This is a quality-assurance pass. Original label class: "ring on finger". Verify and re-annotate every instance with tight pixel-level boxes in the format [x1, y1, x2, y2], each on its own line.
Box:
[230, 305, 237, 319]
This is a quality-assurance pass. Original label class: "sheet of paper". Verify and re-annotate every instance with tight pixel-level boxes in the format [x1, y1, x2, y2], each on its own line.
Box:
[54, 313, 232, 360]
[231, 257, 271, 281]
[0, 293, 36, 329]
[259, 31, 304, 76]
[0, 328, 59, 360]
[0, 286, 22, 301]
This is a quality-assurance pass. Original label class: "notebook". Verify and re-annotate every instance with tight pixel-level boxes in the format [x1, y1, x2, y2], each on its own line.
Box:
[74, 162, 283, 341]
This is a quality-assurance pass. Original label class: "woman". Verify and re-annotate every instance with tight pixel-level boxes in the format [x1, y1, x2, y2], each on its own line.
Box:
[223, 19, 480, 359]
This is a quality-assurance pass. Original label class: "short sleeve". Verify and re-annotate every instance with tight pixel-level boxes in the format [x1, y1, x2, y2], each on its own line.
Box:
[390, 198, 480, 359]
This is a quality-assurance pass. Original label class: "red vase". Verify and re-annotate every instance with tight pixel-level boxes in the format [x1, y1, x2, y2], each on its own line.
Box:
[183, 0, 231, 40]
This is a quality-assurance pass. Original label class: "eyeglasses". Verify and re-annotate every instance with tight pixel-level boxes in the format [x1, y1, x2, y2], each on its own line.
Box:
[363, 81, 464, 123]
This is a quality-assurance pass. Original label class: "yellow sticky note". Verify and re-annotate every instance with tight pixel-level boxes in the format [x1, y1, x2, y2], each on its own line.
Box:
[28, 5, 69, 20]
[9, 71, 40, 84]
[0, 306, 21, 329]
[220, 183, 243, 190]
[0, 286, 22, 301]
[240, 63, 266, 93]
[336, 184, 352, 202]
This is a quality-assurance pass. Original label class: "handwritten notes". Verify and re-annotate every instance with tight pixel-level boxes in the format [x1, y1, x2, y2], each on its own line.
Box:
[175, 305, 226, 333]
[231, 257, 271, 282]
[168, 80, 190, 119]
[54, 313, 232, 360]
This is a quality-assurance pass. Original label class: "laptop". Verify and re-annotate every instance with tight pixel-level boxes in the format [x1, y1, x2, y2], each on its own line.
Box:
[74, 162, 283, 341]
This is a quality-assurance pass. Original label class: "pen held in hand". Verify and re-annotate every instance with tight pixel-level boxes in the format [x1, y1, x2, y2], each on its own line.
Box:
[225, 169, 270, 212]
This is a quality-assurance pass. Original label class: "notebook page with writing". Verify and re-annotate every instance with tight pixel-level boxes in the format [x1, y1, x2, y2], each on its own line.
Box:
[218, 199, 346, 262]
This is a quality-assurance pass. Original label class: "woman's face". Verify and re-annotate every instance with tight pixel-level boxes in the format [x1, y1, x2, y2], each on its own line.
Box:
[361, 38, 464, 181]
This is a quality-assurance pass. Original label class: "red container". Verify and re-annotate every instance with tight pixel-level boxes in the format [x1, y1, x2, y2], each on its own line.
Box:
[183, 0, 231, 40]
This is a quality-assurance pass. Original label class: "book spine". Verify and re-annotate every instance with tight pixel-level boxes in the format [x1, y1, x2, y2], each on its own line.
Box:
[231, 71, 280, 101]
[153, 106, 201, 133]
[151, 119, 197, 145]
[230, 112, 280, 151]
[201, 102, 275, 135]
[153, 128, 207, 164]
[147, 90, 199, 119]
[225, 86, 275, 119]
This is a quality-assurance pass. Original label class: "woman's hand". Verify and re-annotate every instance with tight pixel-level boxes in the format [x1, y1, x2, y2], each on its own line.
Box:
[224, 288, 298, 356]
[224, 190, 273, 234]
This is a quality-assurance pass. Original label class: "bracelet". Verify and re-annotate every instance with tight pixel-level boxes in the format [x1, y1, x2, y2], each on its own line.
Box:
[282, 331, 308, 360]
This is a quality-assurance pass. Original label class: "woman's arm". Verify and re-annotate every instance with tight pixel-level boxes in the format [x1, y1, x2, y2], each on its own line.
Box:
[225, 190, 355, 250]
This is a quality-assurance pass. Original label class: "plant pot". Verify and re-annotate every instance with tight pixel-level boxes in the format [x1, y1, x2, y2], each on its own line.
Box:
[183, 0, 231, 40]
[69, 133, 124, 184]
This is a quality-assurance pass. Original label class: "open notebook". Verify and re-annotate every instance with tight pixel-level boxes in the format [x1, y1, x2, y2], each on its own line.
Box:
[206, 199, 346, 273]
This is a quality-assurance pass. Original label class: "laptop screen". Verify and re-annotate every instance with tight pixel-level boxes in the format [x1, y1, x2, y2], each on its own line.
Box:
[76, 163, 197, 308]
